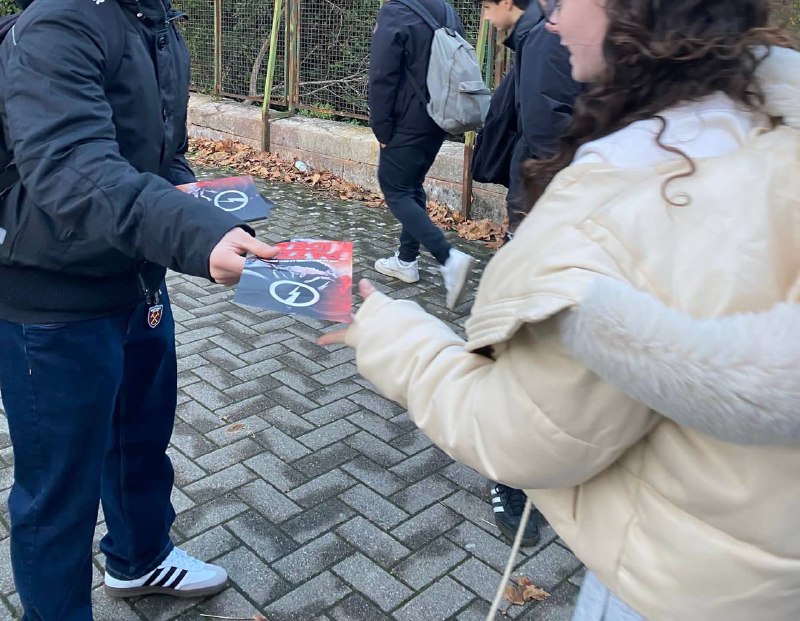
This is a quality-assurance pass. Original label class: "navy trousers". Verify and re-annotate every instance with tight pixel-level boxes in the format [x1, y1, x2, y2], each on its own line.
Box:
[0, 287, 177, 620]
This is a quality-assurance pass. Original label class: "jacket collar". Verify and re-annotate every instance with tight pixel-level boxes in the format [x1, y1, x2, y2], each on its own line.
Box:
[572, 46, 800, 167]
[116, 0, 170, 23]
[16, 0, 169, 18]
[503, 6, 543, 52]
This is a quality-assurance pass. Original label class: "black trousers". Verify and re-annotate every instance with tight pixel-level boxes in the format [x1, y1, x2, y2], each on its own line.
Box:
[378, 136, 451, 265]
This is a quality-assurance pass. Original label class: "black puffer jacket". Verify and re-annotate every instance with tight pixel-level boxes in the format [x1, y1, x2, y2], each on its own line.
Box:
[504, 9, 579, 162]
[368, 0, 465, 147]
[0, 0, 245, 322]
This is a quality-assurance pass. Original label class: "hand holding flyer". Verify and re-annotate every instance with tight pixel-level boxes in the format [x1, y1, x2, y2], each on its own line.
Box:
[234, 240, 354, 322]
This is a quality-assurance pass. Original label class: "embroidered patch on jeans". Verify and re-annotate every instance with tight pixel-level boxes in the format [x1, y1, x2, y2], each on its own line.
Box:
[147, 304, 163, 329]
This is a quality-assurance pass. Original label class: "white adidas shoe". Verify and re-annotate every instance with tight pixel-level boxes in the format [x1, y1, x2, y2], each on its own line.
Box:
[104, 547, 228, 599]
[440, 248, 475, 309]
[374, 253, 420, 283]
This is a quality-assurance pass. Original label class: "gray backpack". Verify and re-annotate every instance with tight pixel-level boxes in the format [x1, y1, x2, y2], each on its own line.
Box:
[395, 0, 490, 134]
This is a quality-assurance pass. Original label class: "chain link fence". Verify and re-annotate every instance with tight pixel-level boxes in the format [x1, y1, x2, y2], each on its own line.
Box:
[175, 0, 288, 105]
[176, 0, 487, 116]
[177, 0, 799, 119]
[0, 0, 795, 116]
[295, 0, 374, 119]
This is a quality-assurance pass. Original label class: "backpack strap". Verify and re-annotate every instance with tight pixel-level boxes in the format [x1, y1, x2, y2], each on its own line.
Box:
[443, 3, 457, 29]
[391, 0, 441, 31]
[391, 0, 457, 105]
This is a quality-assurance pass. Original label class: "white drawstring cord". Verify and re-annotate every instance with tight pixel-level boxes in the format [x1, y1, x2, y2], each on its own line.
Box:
[486, 497, 533, 620]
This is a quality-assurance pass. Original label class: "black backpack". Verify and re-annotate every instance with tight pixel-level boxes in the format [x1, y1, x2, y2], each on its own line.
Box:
[0, 12, 21, 193]
[472, 69, 518, 188]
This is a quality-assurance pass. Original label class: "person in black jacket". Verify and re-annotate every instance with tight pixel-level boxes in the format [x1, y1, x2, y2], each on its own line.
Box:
[477, 0, 581, 237]
[475, 0, 581, 546]
[0, 0, 277, 618]
[368, 0, 476, 310]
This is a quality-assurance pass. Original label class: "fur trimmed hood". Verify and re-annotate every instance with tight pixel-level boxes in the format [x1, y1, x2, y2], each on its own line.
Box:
[559, 278, 800, 445]
[759, 46, 800, 129]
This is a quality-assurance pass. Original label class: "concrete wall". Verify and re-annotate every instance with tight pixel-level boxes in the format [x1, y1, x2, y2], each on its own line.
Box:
[187, 94, 507, 222]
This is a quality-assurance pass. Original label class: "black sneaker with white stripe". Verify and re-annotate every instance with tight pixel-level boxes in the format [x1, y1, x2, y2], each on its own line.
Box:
[490, 483, 540, 546]
[104, 547, 228, 598]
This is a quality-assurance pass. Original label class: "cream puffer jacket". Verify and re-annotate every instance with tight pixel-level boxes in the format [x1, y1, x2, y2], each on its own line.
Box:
[346, 46, 800, 621]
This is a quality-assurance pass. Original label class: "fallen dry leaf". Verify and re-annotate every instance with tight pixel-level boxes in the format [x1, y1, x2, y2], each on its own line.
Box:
[225, 423, 246, 433]
[504, 585, 526, 606]
[253, 614, 269, 621]
[504, 576, 550, 607]
[522, 584, 550, 601]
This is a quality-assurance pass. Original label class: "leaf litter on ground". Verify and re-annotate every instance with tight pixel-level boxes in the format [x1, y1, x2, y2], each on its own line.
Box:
[188, 137, 505, 249]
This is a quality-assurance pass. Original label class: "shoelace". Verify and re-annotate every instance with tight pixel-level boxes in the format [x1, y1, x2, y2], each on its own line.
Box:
[506, 487, 529, 516]
[496, 484, 528, 516]
[163, 548, 205, 572]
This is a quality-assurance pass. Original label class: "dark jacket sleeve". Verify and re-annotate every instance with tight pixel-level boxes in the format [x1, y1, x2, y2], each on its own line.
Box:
[167, 130, 198, 186]
[368, 4, 407, 145]
[3, 10, 241, 280]
[517, 27, 580, 159]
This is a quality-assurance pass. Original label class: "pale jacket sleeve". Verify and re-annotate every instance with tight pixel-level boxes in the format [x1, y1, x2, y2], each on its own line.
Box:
[559, 278, 800, 445]
[345, 292, 656, 491]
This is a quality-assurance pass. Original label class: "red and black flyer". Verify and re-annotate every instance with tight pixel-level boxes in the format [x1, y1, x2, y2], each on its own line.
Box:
[177, 175, 274, 223]
[234, 240, 353, 323]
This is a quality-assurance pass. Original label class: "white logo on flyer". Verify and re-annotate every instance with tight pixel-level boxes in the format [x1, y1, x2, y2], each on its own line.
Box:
[269, 281, 320, 308]
[213, 190, 249, 212]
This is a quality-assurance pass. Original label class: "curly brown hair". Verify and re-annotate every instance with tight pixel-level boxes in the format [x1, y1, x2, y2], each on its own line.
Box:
[522, 0, 796, 207]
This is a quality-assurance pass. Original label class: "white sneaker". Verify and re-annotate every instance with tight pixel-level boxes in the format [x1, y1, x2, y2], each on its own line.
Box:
[441, 248, 475, 309]
[375, 253, 420, 283]
[104, 547, 228, 599]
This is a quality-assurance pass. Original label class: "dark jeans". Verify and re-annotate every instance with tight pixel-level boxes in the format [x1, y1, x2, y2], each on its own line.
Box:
[0, 287, 177, 621]
[378, 137, 451, 265]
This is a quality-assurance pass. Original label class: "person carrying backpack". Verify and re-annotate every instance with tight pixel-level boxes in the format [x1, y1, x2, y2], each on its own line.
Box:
[368, 0, 486, 309]
[0, 0, 277, 618]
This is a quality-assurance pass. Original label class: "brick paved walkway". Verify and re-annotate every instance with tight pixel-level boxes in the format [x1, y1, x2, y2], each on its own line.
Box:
[0, 179, 584, 620]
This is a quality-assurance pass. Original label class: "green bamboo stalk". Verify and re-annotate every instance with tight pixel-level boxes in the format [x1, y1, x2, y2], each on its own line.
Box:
[461, 11, 491, 216]
[465, 13, 490, 153]
[261, 0, 285, 151]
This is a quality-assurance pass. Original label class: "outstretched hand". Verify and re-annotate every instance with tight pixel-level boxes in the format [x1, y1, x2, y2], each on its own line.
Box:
[317, 279, 377, 346]
[209, 227, 279, 286]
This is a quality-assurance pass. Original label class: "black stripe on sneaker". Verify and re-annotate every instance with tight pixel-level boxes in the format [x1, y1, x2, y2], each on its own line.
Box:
[143, 568, 163, 587]
[155, 567, 177, 587]
[167, 569, 188, 589]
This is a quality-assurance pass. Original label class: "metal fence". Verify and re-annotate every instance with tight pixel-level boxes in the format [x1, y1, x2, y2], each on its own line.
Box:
[176, 0, 800, 119]
[175, 0, 498, 118]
